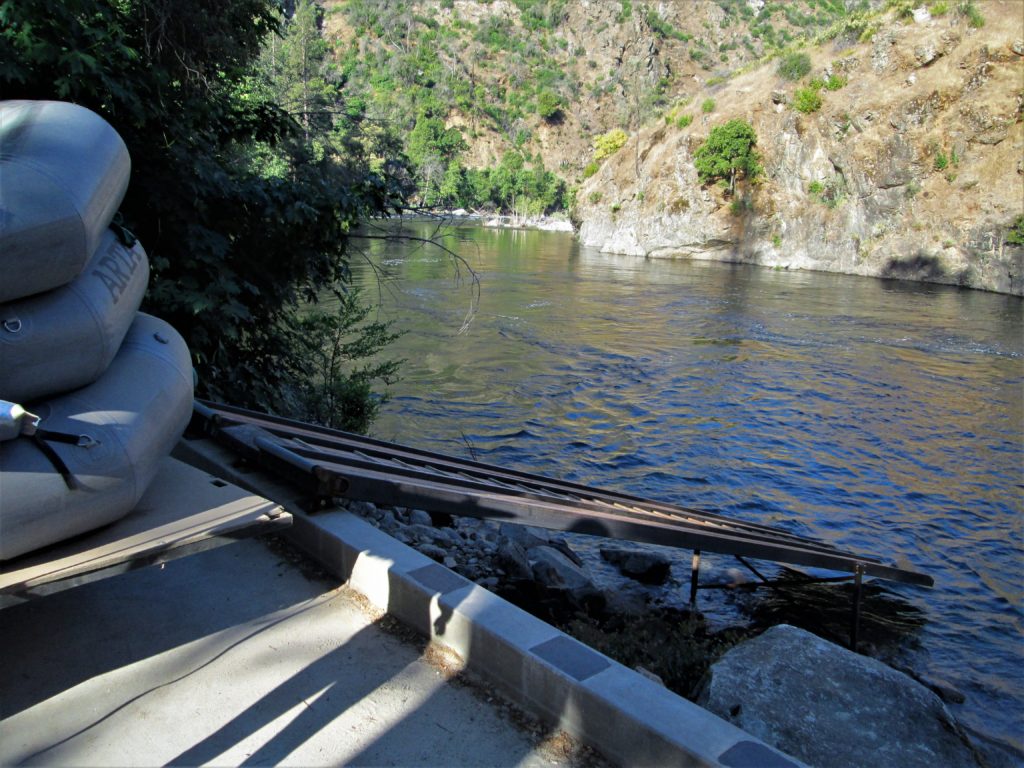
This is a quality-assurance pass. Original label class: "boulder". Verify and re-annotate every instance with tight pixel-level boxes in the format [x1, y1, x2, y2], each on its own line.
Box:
[498, 522, 550, 550]
[697, 625, 981, 768]
[599, 545, 672, 584]
[495, 537, 533, 580]
[529, 545, 602, 609]
[408, 508, 433, 526]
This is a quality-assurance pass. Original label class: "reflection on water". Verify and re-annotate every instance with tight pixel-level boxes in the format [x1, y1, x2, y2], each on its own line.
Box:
[340, 221, 1024, 749]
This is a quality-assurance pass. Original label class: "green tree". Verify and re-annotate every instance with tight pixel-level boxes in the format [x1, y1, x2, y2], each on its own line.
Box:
[536, 89, 562, 120]
[438, 161, 468, 207]
[0, 0, 409, 429]
[264, 0, 335, 142]
[284, 290, 403, 433]
[407, 114, 467, 204]
[693, 119, 762, 194]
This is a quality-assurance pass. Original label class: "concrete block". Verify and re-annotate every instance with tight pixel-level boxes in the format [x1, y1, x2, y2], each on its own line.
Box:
[434, 585, 561, 694]
[581, 663, 802, 766]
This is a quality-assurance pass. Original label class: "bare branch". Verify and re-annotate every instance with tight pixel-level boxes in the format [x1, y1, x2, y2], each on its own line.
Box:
[350, 222, 481, 334]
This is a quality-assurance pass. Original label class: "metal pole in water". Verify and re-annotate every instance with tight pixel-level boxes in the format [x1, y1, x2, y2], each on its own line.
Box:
[690, 549, 701, 607]
[850, 563, 865, 652]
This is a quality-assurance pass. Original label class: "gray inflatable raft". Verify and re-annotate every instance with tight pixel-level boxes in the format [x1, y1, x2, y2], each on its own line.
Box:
[0, 101, 130, 303]
[0, 229, 149, 404]
[0, 313, 194, 560]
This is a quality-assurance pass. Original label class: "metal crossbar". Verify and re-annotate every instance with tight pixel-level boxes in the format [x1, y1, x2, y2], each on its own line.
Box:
[190, 400, 932, 592]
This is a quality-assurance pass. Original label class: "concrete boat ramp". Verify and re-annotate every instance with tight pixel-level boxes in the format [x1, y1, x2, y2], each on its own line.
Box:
[0, 440, 803, 767]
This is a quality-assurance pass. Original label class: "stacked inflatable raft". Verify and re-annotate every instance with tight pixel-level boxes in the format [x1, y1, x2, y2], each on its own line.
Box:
[0, 101, 194, 560]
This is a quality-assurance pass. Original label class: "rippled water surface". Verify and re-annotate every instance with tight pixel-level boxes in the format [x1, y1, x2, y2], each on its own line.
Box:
[343, 221, 1023, 748]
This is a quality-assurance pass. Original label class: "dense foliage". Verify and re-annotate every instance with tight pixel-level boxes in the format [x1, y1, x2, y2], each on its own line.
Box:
[0, 0, 407, 429]
[337, 0, 574, 212]
[693, 119, 762, 194]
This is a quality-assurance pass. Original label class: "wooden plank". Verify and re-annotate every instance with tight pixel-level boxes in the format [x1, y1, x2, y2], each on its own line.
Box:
[0, 457, 291, 601]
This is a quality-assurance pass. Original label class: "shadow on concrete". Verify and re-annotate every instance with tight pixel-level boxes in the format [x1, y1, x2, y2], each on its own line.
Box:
[0, 540, 326, 721]
[340, 568, 573, 768]
[167, 624, 404, 767]
[3, 538, 564, 767]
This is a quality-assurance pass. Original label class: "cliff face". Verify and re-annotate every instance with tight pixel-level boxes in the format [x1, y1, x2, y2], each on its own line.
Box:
[576, 3, 1024, 294]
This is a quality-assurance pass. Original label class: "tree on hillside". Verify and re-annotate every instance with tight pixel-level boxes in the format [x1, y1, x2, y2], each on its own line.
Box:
[693, 119, 763, 195]
[263, 0, 336, 142]
[0, 0, 408, 429]
[406, 113, 467, 205]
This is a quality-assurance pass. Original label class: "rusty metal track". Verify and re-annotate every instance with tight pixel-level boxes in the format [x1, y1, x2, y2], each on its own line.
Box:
[190, 400, 933, 588]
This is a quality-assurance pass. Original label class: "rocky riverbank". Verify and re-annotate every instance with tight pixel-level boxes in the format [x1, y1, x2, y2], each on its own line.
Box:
[337, 496, 1020, 766]
[427, 209, 575, 232]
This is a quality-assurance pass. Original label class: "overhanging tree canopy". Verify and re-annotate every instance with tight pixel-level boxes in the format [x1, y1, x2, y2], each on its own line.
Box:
[0, 0, 409, 420]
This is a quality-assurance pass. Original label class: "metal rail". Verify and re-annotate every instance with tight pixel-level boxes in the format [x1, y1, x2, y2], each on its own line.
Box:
[191, 400, 932, 592]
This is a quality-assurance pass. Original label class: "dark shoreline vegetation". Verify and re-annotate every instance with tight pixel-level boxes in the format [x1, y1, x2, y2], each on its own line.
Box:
[2, 0, 414, 432]
[0, 0, 578, 431]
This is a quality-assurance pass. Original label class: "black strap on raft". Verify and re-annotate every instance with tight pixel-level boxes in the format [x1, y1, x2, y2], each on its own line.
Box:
[109, 212, 138, 248]
[29, 430, 95, 491]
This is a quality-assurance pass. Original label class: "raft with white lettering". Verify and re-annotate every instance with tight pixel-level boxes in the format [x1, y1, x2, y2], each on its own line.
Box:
[0, 313, 194, 561]
[0, 101, 130, 303]
[0, 230, 149, 403]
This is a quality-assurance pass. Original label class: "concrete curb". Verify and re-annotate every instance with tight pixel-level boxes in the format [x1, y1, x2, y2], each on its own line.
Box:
[175, 438, 805, 768]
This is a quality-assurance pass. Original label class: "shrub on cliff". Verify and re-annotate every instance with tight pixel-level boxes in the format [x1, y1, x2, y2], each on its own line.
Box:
[536, 89, 563, 121]
[694, 119, 763, 195]
[1008, 215, 1024, 246]
[777, 51, 812, 81]
[593, 129, 629, 161]
[793, 86, 823, 113]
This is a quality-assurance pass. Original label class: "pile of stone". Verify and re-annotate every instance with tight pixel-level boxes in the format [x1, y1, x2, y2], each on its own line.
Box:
[344, 498, 673, 614]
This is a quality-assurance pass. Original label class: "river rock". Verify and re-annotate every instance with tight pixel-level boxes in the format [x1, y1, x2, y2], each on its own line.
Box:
[529, 545, 602, 608]
[408, 508, 433, 526]
[498, 522, 550, 550]
[599, 545, 671, 584]
[347, 500, 377, 517]
[697, 625, 981, 768]
[496, 537, 533, 580]
[419, 543, 447, 562]
[405, 523, 457, 547]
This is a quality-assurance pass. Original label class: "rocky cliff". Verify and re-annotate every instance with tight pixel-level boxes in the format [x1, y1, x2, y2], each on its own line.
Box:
[576, 2, 1024, 294]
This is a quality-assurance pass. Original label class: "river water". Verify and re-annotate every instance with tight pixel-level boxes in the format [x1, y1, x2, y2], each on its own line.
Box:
[341, 221, 1023, 750]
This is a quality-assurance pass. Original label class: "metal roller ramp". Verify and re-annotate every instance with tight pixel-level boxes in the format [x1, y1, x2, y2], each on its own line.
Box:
[190, 401, 932, 608]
